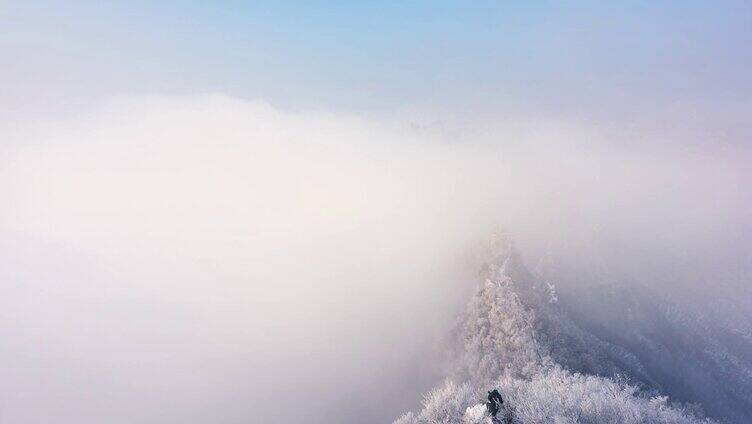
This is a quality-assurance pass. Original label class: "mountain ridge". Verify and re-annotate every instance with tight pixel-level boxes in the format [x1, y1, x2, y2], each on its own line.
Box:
[393, 235, 750, 423]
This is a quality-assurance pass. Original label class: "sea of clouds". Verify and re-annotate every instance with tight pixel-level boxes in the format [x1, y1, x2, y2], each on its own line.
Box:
[1, 94, 749, 423]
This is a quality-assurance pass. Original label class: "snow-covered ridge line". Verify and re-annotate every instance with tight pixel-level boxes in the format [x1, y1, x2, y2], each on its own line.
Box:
[394, 236, 724, 423]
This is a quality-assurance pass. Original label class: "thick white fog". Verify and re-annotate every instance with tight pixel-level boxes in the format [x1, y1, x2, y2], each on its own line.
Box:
[1, 94, 750, 423]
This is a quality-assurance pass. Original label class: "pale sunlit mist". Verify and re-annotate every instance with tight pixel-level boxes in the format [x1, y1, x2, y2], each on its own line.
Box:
[1, 93, 749, 423]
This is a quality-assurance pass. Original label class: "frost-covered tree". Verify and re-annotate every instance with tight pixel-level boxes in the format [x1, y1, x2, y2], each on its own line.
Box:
[459, 276, 548, 384]
[495, 366, 713, 424]
[394, 380, 478, 424]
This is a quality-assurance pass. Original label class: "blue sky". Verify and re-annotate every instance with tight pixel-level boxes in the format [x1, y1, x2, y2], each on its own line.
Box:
[3, 1, 751, 142]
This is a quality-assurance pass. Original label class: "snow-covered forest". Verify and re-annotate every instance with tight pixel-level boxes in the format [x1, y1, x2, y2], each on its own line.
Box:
[395, 234, 752, 423]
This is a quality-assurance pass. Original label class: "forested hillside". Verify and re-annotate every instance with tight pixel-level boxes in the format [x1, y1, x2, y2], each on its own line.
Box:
[394, 235, 751, 423]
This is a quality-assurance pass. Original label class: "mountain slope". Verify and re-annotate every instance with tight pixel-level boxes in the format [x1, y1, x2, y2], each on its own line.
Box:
[394, 237, 737, 423]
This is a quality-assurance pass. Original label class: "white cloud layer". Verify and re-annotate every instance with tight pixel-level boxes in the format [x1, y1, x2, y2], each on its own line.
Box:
[1, 94, 749, 423]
